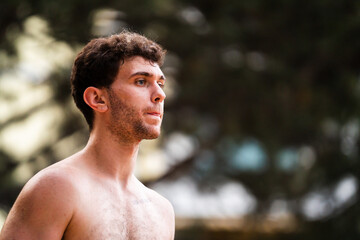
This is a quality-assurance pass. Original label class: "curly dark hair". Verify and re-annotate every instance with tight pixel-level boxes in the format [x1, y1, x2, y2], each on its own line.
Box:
[70, 31, 167, 130]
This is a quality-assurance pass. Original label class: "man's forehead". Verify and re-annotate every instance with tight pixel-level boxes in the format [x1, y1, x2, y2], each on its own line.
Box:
[119, 56, 163, 78]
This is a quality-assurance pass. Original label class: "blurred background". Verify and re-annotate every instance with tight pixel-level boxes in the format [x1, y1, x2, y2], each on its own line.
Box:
[1, 0, 360, 239]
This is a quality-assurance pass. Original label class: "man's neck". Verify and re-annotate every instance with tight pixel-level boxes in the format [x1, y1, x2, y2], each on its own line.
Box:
[81, 127, 141, 188]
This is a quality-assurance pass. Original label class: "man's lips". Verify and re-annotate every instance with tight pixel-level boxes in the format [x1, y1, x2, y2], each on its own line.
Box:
[146, 112, 162, 118]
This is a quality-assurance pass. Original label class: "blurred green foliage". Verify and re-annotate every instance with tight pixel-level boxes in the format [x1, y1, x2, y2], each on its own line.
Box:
[1, 0, 360, 239]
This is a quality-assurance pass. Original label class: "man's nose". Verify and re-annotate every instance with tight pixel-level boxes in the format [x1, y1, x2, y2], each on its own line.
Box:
[151, 84, 166, 103]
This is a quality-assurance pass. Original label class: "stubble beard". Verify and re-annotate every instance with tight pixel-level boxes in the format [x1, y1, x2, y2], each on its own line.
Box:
[107, 89, 160, 143]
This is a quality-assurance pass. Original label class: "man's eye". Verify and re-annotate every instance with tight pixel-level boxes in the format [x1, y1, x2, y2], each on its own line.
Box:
[157, 81, 165, 88]
[136, 79, 146, 86]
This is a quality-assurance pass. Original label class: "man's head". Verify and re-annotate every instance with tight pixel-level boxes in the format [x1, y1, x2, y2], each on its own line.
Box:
[104, 56, 166, 142]
[70, 31, 166, 130]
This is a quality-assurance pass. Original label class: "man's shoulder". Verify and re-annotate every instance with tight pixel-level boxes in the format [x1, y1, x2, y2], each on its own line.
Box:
[143, 184, 174, 215]
[20, 160, 80, 204]
[20, 154, 89, 206]
[0, 158, 82, 239]
[143, 185, 175, 236]
[30, 156, 79, 184]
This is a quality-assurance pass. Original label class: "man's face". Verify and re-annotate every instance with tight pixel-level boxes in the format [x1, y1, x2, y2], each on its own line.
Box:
[105, 56, 166, 142]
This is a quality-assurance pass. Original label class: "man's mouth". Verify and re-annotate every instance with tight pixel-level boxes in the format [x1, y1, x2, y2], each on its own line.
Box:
[147, 112, 162, 118]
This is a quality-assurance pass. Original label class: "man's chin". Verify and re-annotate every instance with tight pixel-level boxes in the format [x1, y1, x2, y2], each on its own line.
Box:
[134, 122, 161, 140]
[135, 126, 159, 140]
[143, 130, 161, 140]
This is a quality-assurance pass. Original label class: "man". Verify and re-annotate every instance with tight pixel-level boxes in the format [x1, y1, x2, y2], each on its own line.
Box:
[0, 31, 175, 239]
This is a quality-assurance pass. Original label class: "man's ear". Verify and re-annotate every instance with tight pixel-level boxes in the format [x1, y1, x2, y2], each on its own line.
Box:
[83, 87, 108, 112]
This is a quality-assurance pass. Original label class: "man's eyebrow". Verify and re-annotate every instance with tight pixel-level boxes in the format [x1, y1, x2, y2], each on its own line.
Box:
[129, 71, 166, 80]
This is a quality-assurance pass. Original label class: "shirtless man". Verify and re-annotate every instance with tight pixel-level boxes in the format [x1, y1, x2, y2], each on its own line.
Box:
[0, 31, 175, 239]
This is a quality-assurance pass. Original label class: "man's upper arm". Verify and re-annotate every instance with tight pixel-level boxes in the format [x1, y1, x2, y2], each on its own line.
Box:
[0, 169, 76, 240]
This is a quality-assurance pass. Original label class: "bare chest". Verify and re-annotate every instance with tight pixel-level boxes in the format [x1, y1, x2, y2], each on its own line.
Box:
[63, 191, 172, 240]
